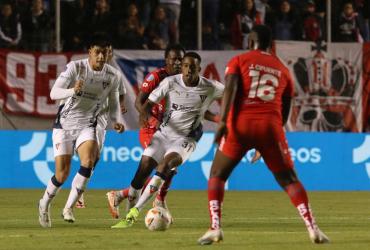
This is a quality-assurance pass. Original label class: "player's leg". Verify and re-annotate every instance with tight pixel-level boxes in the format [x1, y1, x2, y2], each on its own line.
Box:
[198, 150, 241, 245]
[111, 133, 184, 229]
[39, 129, 74, 228]
[134, 151, 182, 212]
[76, 128, 105, 209]
[198, 133, 246, 245]
[150, 136, 196, 216]
[106, 131, 154, 218]
[63, 128, 98, 222]
[261, 129, 329, 244]
[154, 168, 177, 208]
[110, 155, 159, 228]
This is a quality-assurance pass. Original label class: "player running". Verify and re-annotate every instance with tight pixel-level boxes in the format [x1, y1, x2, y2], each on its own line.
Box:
[75, 45, 127, 209]
[198, 25, 330, 245]
[38, 36, 124, 227]
[105, 44, 188, 219]
[111, 52, 225, 229]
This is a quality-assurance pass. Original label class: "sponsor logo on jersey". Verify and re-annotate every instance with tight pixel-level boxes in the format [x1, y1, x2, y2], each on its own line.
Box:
[102, 81, 110, 89]
[200, 95, 207, 103]
[146, 73, 155, 82]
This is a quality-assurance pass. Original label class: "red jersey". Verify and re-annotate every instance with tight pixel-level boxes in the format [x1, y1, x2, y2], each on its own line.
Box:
[225, 50, 294, 125]
[140, 67, 169, 135]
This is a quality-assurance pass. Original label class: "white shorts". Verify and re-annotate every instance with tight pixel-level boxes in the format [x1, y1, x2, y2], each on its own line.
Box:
[96, 126, 106, 152]
[52, 127, 97, 157]
[142, 131, 196, 164]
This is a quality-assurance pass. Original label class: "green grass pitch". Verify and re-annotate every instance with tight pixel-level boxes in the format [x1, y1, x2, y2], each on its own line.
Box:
[0, 190, 369, 250]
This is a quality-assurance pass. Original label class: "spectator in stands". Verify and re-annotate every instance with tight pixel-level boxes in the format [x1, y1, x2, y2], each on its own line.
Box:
[21, 0, 51, 51]
[203, 0, 220, 49]
[136, 0, 157, 28]
[302, 0, 324, 41]
[115, 3, 146, 49]
[89, 0, 114, 39]
[0, 2, 21, 49]
[335, 1, 366, 42]
[230, 0, 262, 49]
[159, 0, 181, 43]
[202, 21, 222, 50]
[62, 0, 89, 51]
[145, 5, 171, 50]
[266, 0, 301, 40]
[255, 0, 271, 24]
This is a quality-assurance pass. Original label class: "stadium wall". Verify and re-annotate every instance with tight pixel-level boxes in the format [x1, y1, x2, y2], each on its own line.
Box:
[0, 131, 369, 191]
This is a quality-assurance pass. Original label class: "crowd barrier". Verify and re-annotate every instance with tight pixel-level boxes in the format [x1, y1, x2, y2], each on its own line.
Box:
[0, 131, 369, 190]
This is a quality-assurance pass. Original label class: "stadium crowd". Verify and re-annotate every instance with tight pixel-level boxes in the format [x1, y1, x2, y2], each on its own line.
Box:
[0, 0, 369, 52]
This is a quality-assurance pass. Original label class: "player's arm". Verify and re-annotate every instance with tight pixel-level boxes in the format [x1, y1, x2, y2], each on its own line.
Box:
[140, 78, 169, 126]
[135, 72, 158, 115]
[117, 73, 127, 114]
[214, 74, 238, 143]
[108, 81, 125, 133]
[135, 91, 150, 114]
[50, 62, 82, 100]
[204, 110, 220, 123]
[282, 96, 292, 125]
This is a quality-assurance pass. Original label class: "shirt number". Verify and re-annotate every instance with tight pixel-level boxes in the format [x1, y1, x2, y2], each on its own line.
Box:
[248, 70, 279, 101]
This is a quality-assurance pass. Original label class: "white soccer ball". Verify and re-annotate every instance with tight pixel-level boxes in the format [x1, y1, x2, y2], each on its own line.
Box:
[144, 207, 171, 231]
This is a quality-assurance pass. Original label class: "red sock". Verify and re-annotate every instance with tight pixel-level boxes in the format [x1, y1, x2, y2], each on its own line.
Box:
[208, 177, 225, 230]
[121, 188, 129, 198]
[284, 181, 316, 229]
[156, 171, 176, 201]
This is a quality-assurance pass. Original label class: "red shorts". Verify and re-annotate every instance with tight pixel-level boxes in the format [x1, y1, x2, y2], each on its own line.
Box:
[219, 119, 293, 173]
[139, 130, 155, 149]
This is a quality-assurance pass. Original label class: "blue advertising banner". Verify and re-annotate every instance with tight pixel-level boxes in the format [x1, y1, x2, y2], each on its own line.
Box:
[0, 131, 369, 190]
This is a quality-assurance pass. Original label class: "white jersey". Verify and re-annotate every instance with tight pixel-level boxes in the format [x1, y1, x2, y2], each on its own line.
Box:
[148, 74, 224, 140]
[97, 67, 127, 130]
[50, 59, 123, 130]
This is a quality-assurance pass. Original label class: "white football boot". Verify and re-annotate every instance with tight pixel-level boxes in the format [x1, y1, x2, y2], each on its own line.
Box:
[38, 200, 51, 228]
[198, 228, 224, 245]
[62, 208, 75, 223]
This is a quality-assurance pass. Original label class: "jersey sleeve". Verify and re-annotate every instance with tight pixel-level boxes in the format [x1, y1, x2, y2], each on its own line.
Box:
[212, 80, 225, 100]
[108, 77, 124, 124]
[117, 73, 127, 95]
[225, 56, 240, 76]
[148, 78, 170, 104]
[140, 72, 159, 94]
[50, 61, 77, 100]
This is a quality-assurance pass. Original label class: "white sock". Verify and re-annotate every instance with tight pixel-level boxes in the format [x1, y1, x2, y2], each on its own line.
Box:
[126, 186, 142, 211]
[135, 175, 165, 211]
[40, 177, 62, 208]
[64, 172, 89, 209]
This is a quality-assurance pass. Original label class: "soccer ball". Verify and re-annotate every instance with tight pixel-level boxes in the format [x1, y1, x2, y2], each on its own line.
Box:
[144, 207, 171, 231]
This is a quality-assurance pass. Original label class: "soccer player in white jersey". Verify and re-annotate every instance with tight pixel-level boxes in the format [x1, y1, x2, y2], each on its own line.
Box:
[38, 36, 125, 228]
[111, 52, 225, 228]
[75, 46, 127, 209]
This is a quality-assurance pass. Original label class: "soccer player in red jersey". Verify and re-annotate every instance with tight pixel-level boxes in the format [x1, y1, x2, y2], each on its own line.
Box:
[198, 25, 330, 245]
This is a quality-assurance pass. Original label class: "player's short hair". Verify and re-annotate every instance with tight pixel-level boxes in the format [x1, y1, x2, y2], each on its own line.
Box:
[183, 52, 202, 63]
[164, 44, 186, 58]
[251, 25, 272, 50]
[87, 33, 112, 49]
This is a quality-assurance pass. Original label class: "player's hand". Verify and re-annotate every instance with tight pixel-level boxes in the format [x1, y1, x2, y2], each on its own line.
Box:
[250, 150, 262, 164]
[214, 121, 227, 144]
[113, 123, 125, 133]
[139, 112, 150, 127]
[74, 80, 84, 96]
[120, 103, 128, 114]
